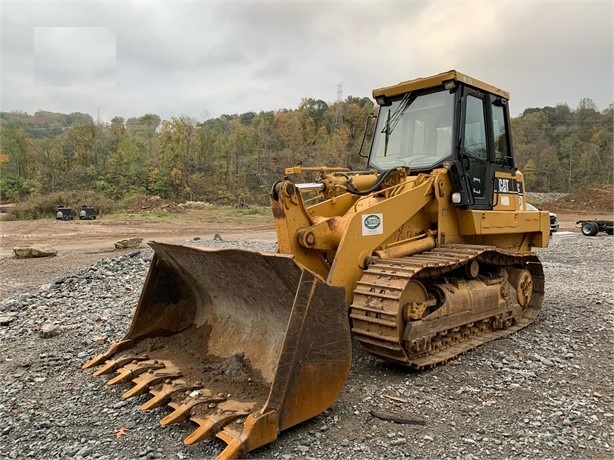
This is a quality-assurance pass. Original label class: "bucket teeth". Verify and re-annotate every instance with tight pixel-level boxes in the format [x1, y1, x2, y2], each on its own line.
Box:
[82, 339, 134, 369]
[107, 360, 165, 386]
[184, 411, 250, 445]
[217, 438, 243, 460]
[140, 380, 203, 411]
[92, 354, 149, 376]
[122, 370, 183, 399]
[160, 393, 227, 426]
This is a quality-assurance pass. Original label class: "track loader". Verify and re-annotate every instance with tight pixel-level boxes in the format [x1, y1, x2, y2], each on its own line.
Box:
[84, 70, 550, 458]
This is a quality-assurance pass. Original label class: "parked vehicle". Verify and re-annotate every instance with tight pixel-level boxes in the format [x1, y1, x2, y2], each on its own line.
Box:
[577, 219, 613, 236]
[79, 205, 97, 220]
[526, 203, 558, 234]
[55, 205, 74, 220]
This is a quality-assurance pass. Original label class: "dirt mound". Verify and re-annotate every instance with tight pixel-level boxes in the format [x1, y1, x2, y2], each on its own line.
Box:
[125, 196, 186, 214]
[542, 184, 613, 214]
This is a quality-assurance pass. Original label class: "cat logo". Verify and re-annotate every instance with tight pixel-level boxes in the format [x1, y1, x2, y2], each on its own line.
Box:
[498, 178, 510, 193]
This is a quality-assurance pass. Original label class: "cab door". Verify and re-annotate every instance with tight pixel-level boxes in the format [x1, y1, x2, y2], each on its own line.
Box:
[460, 89, 491, 209]
[489, 96, 520, 210]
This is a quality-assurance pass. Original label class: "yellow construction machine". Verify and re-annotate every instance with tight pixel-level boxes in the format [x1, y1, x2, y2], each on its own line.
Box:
[84, 70, 550, 458]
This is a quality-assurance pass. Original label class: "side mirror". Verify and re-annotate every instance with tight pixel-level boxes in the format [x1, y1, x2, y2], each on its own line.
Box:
[358, 114, 377, 159]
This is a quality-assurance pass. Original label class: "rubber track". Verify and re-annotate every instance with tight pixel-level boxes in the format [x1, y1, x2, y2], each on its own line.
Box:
[349, 244, 544, 369]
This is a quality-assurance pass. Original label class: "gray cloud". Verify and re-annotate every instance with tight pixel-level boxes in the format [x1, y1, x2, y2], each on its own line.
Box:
[459, 2, 613, 114]
[33, 27, 116, 87]
[1, 0, 611, 122]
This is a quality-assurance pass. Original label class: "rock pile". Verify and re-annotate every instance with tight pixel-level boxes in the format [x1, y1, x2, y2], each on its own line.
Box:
[0, 238, 612, 459]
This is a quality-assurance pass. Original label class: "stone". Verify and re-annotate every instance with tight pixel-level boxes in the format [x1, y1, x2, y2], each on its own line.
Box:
[13, 244, 58, 258]
[114, 237, 143, 249]
[0, 315, 17, 326]
[40, 323, 62, 338]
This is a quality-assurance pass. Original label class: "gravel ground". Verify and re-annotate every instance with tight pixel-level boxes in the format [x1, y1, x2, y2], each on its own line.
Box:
[1, 235, 613, 459]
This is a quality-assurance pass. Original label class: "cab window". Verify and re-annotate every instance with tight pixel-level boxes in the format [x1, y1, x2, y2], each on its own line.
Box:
[491, 102, 509, 163]
[464, 96, 487, 160]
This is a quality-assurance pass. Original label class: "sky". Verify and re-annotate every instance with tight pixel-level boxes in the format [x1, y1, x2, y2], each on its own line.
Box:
[1, 1, 612, 123]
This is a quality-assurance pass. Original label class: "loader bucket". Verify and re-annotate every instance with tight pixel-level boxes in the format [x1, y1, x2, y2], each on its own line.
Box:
[83, 241, 351, 459]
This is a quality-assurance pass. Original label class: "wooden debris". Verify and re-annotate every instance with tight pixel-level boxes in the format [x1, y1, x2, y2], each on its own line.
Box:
[382, 394, 410, 404]
[369, 410, 426, 425]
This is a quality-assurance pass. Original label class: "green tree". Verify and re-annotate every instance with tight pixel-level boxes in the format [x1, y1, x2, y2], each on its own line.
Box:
[105, 136, 148, 197]
[523, 158, 537, 191]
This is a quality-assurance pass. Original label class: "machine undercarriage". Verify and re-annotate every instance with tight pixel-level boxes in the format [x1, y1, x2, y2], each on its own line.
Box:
[351, 245, 544, 368]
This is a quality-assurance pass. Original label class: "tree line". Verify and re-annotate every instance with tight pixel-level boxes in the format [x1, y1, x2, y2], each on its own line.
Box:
[1, 96, 612, 206]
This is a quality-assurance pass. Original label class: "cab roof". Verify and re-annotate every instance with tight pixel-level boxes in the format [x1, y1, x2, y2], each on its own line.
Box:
[372, 70, 510, 100]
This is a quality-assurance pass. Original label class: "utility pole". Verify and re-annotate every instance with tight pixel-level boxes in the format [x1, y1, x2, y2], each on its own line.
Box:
[335, 82, 344, 127]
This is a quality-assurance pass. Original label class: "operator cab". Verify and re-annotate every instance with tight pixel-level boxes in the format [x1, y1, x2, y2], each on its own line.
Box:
[368, 70, 516, 210]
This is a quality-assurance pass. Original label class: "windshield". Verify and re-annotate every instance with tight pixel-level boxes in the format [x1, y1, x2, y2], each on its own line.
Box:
[369, 89, 454, 170]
